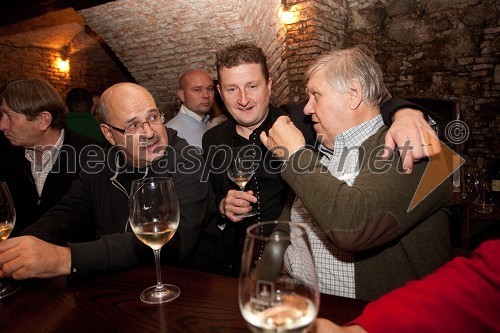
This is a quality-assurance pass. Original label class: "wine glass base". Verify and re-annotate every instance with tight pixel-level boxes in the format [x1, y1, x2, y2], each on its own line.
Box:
[234, 210, 258, 218]
[140, 284, 180, 304]
[0, 279, 21, 300]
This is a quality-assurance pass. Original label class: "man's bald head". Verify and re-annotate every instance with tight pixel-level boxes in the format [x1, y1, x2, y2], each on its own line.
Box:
[177, 70, 215, 117]
[98, 82, 168, 167]
[99, 83, 152, 124]
[179, 70, 212, 90]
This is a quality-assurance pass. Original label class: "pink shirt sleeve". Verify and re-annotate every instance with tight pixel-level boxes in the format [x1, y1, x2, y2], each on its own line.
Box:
[350, 240, 500, 333]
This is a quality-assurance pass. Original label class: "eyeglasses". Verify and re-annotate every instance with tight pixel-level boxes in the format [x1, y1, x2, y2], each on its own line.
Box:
[106, 112, 166, 135]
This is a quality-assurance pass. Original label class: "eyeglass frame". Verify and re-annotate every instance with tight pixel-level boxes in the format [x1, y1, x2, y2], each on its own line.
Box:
[105, 112, 166, 135]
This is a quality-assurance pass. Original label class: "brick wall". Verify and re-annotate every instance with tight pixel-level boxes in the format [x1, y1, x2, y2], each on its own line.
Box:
[2, 0, 496, 160]
[346, 0, 499, 160]
[283, 0, 348, 102]
[0, 29, 128, 99]
[0, 44, 68, 94]
[79, 0, 287, 117]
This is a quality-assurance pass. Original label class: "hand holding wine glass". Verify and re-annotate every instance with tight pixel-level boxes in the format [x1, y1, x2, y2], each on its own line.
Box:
[227, 145, 258, 218]
[0, 181, 21, 299]
[239, 221, 319, 333]
[129, 177, 180, 304]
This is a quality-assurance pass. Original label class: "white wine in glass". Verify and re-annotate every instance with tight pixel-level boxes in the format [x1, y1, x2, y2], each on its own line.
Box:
[239, 221, 319, 333]
[0, 181, 21, 299]
[227, 145, 258, 218]
[129, 177, 180, 304]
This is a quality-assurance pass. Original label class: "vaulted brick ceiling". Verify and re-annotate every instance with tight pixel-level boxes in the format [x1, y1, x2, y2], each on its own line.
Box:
[0, 0, 287, 111]
[0, 9, 84, 49]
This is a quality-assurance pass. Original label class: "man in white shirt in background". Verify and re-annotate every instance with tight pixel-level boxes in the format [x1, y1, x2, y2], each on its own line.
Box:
[166, 69, 215, 148]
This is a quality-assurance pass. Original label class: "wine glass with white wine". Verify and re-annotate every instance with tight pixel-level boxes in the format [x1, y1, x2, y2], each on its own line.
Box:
[0, 181, 21, 299]
[227, 145, 258, 217]
[239, 221, 319, 333]
[129, 177, 180, 304]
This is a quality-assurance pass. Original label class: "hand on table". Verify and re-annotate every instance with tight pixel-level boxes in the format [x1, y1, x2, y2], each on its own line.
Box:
[307, 318, 367, 333]
[0, 236, 71, 279]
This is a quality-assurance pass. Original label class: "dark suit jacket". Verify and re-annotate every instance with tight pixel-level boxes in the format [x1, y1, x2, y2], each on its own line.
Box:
[0, 129, 102, 236]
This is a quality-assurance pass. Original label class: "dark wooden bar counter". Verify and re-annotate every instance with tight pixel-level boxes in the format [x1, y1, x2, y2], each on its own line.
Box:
[0, 265, 367, 332]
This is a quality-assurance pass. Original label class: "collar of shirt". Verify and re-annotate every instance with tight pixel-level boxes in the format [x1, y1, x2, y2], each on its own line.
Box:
[179, 104, 209, 124]
[24, 129, 65, 197]
[24, 128, 65, 167]
[319, 115, 384, 160]
[319, 115, 384, 185]
[229, 106, 286, 146]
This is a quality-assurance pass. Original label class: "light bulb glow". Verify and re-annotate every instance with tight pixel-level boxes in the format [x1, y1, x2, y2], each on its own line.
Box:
[56, 58, 70, 72]
[282, 11, 297, 25]
[280, 4, 300, 26]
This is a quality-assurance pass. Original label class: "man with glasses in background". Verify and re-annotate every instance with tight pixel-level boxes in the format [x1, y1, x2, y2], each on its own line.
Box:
[0, 82, 222, 280]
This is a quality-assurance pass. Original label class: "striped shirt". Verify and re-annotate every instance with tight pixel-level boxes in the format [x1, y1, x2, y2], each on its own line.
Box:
[24, 129, 65, 197]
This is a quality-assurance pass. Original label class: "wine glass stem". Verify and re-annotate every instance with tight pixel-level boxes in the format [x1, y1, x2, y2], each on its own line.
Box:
[153, 248, 164, 292]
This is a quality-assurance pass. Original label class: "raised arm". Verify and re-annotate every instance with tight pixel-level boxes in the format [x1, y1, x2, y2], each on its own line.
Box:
[283, 99, 441, 174]
[380, 99, 440, 173]
[261, 118, 451, 252]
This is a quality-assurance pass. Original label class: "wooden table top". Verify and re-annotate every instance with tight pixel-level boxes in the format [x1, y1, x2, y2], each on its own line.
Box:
[0, 265, 368, 332]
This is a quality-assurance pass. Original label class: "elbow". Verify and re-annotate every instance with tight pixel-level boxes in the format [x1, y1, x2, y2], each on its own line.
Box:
[327, 213, 401, 252]
[328, 232, 372, 252]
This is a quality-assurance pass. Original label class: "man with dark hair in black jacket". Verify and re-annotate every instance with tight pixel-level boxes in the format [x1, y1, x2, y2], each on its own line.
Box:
[0, 82, 223, 280]
[0, 78, 102, 237]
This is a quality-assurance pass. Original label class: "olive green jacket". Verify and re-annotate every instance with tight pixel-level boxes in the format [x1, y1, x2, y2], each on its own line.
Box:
[282, 126, 452, 300]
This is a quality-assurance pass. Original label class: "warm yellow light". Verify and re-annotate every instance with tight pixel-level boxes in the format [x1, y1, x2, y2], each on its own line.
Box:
[56, 58, 70, 72]
[280, 5, 299, 25]
[281, 10, 297, 25]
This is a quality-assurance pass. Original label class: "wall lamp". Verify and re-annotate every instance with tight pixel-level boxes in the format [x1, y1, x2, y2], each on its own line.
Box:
[280, 0, 299, 25]
[56, 57, 70, 72]
[55, 47, 70, 72]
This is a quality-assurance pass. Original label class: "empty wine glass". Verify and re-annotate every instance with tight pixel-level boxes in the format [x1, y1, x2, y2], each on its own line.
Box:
[472, 168, 495, 213]
[227, 145, 258, 218]
[239, 221, 319, 333]
[129, 177, 180, 304]
[461, 166, 479, 201]
[0, 181, 21, 299]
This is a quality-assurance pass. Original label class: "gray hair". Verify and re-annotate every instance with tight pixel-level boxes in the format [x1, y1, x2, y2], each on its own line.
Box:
[305, 45, 391, 106]
[96, 99, 108, 123]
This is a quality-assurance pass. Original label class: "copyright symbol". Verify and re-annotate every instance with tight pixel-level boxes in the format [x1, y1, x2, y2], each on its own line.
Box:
[444, 120, 469, 144]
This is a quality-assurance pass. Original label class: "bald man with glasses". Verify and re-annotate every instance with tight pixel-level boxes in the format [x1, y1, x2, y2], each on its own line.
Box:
[0, 82, 223, 280]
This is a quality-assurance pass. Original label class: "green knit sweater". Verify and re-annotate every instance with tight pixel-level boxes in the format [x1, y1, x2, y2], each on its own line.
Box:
[282, 126, 452, 300]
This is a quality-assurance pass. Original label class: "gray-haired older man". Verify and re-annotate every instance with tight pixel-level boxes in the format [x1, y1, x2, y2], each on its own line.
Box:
[261, 46, 451, 300]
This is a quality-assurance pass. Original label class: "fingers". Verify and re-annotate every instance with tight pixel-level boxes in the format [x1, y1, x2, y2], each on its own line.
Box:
[260, 116, 305, 160]
[1, 256, 25, 279]
[276, 115, 292, 125]
[0, 238, 28, 279]
[382, 131, 397, 159]
[400, 124, 440, 173]
[306, 318, 345, 333]
[387, 108, 444, 173]
[224, 190, 257, 222]
[0, 236, 71, 279]
[0, 238, 21, 266]
[259, 131, 269, 148]
[419, 123, 441, 157]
